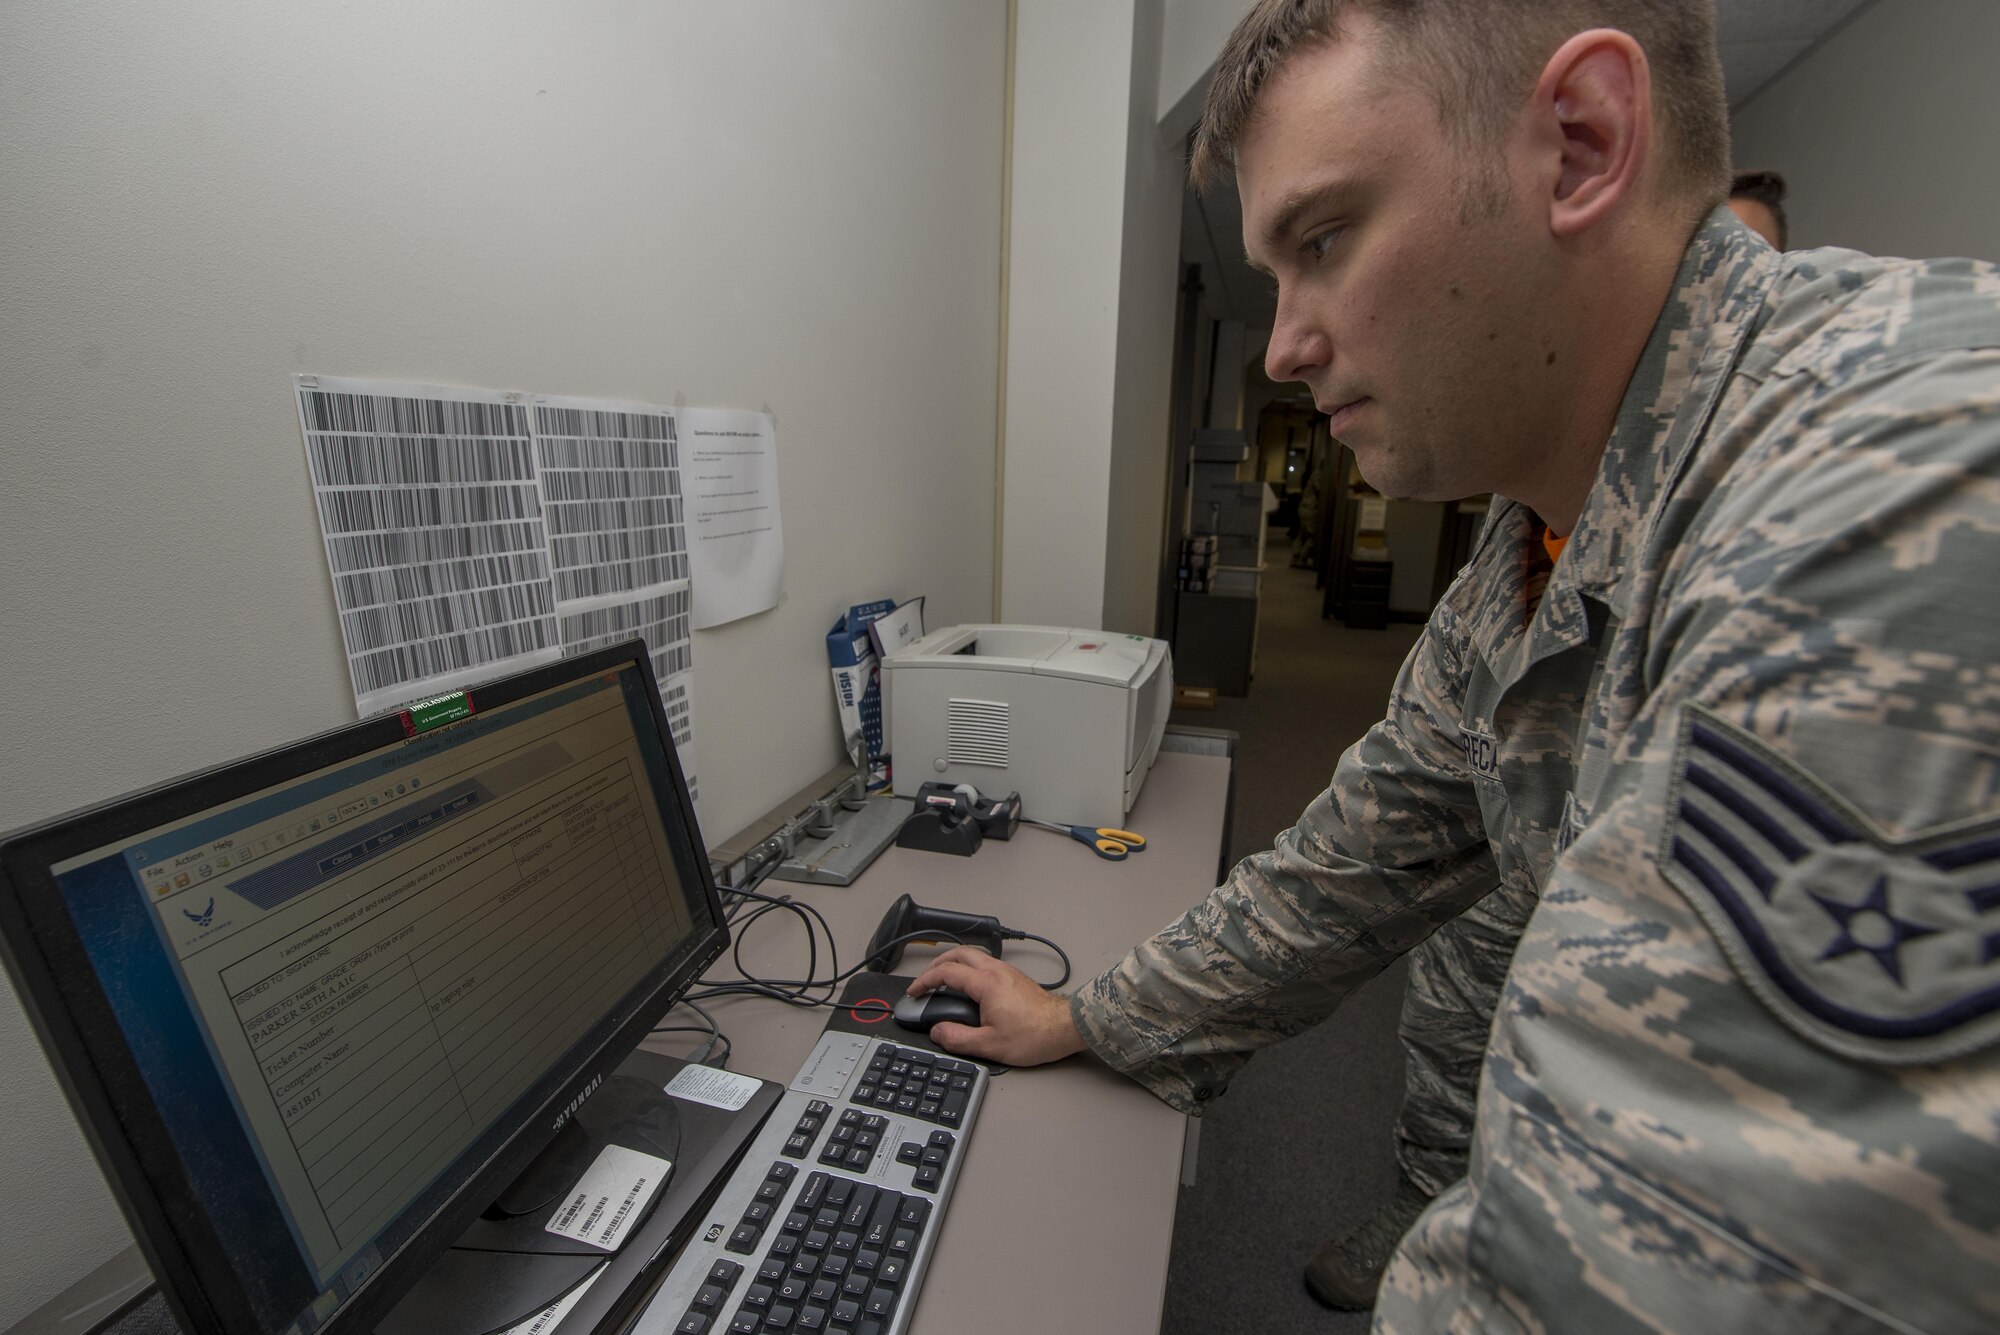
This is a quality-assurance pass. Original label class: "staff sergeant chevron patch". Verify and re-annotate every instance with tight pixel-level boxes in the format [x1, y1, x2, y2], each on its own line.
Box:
[1659, 704, 2000, 1065]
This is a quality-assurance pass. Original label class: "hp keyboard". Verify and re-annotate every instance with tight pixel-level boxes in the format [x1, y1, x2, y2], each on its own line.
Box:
[633, 1029, 989, 1335]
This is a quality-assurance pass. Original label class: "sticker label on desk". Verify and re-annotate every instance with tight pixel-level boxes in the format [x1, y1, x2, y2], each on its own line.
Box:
[665, 1063, 762, 1111]
[544, 1145, 671, 1251]
[502, 1264, 605, 1335]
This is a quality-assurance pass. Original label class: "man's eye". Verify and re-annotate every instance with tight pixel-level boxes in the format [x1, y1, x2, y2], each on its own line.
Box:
[1306, 227, 1343, 260]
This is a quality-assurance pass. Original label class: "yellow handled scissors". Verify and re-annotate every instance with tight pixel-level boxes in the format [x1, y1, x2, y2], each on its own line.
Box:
[1023, 817, 1148, 861]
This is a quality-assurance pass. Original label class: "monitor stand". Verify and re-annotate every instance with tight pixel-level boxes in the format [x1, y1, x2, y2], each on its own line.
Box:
[377, 1050, 779, 1335]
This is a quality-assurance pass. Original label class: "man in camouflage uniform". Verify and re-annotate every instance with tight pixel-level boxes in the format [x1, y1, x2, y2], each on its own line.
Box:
[1297, 159, 1806, 1314]
[912, 1, 2000, 1328]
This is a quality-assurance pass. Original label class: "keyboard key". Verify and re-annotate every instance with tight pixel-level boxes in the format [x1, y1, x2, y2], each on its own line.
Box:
[804, 1229, 831, 1254]
[841, 1185, 878, 1230]
[878, 1256, 906, 1286]
[927, 1130, 956, 1149]
[838, 1108, 862, 1127]
[841, 1269, 870, 1298]
[769, 1162, 797, 1183]
[708, 1259, 744, 1286]
[798, 1174, 829, 1211]
[860, 1115, 888, 1133]
[920, 1147, 947, 1167]
[770, 1233, 800, 1258]
[844, 1147, 871, 1171]
[897, 1142, 921, 1164]
[806, 1099, 832, 1118]
[781, 1209, 807, 1233]
[796, 1306, 828, 1333]
[745, 1202, 773, 1225]
[726, 1224, 760, 1254]
[790, 1252, 818, 1278]
[757, 1179, 787, 1203]
[823, 1178, 853, 1209]
[694, 1282, 727, 1309]
[864, 1286, 897, 1318]
[832, 1298, 861, 1325]
[896, 1198, 931, 1229]
[822, 1252, 850, 1279]
[758, 1257, 787, 1283]
[887, 1227, 916, 1259]
[912, 1166, 940, 1192]
[853, 1248, 881, 1275]
[766, 1303, 797, 1330]
[784, 1134, 812, 1158]
[779, 1277, 808, 1303]
[676, 1312, 710, 1335]
[743, 1283, 774, 1310]
[727, 1310, 759, 1335]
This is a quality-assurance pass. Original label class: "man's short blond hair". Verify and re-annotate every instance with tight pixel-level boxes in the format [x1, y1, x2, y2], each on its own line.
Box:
[1191, 0, 1731, 211]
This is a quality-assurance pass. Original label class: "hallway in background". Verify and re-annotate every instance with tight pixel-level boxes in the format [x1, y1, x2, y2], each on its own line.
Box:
[1160, 564, 1423, 1334]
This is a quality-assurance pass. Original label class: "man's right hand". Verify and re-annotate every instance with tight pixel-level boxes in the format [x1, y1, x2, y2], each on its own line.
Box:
[905, 947, 1089, 1067]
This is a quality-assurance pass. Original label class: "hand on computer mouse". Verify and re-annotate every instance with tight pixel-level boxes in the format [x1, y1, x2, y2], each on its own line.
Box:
[906, 947, 1087, 1066]
[891, 988, 980, 1034]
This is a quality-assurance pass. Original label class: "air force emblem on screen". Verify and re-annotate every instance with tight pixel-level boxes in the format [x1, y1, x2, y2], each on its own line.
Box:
[1661, 706, 2000, 1064]
[183, 897, 216, 928]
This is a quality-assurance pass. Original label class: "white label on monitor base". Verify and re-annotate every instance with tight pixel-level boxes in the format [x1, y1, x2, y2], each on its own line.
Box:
[502, 1264, 605, 1335]
[665, 1063, 761, 1111]
[544, 1145, 672, 1251]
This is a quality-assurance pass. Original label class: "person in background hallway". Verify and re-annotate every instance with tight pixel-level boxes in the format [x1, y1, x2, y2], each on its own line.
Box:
[1728, 167, 1789, 248]
[913, 2, 2000, 1329]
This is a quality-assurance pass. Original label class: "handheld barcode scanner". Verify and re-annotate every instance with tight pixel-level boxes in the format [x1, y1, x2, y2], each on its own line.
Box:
[864, 893, 1008, 971]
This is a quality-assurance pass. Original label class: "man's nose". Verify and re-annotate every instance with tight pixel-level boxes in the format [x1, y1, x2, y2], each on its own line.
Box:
[1265, 292, 1329, 384]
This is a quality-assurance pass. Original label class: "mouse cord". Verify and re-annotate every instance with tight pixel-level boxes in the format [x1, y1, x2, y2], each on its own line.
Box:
[999, 929, 1071, 991]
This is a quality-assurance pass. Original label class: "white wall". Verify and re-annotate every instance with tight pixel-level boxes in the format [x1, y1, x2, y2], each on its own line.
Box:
[999, 1, 1133, 629]
[1730, 0, 2000, 262]
[1102, 0, 1187, 635]
[1157, 0, 1256, 134]
[0, 2, 1005, 1323]
[1002, 0, 1185, 635]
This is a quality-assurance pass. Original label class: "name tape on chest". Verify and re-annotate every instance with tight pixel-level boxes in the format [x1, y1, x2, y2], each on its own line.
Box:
[1460, 724, 1501, 781]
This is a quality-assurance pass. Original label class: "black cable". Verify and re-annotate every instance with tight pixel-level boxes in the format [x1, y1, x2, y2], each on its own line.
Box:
[1006, 929, 1072, 991]
[687, 928, 969, 1013]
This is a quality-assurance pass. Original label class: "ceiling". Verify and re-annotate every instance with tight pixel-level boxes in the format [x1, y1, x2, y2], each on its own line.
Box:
[1183, 0, 1879, 333]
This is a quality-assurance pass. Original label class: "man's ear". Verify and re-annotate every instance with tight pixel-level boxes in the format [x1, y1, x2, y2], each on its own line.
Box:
[1528, 29, 1650, 237]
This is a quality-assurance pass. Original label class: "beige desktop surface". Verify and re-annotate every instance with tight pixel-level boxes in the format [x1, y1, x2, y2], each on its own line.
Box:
[649, 749, 1232, 1334]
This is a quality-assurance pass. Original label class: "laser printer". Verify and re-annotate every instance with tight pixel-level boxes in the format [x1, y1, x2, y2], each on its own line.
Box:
[881, 624, 1173, 828]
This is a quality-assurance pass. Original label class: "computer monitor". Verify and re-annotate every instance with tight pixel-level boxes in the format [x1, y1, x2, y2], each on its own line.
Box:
[0, 642, 728, 1335]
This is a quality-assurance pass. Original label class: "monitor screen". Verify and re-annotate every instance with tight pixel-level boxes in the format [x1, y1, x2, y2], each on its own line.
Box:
[0, 644, 726, 1335]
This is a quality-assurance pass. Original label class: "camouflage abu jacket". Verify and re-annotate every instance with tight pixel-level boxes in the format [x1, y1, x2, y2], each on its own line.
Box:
[1071, 209, 2000, 1331]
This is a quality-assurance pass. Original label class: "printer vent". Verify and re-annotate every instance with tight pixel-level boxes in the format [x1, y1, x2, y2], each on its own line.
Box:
[946, 698, 1010, 768]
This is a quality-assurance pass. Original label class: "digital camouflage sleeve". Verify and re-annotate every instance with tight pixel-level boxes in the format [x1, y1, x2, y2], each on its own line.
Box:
[1076, 211, 2000, 1330]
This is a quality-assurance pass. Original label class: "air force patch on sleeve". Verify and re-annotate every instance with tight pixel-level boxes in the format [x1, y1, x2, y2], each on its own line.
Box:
[1660, 704, 2000, 1065]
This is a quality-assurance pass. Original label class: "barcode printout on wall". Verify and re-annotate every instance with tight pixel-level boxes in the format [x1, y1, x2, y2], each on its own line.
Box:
[297, 380, 702, 809]
[297, 378, 563, 717]
[535, 396, 700, 809]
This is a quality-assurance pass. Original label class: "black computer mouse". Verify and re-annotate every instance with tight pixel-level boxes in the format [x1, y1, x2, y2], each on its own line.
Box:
[892, 988, 981, 1033]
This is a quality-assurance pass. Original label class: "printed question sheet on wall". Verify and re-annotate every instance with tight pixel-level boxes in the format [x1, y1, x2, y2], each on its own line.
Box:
[680, 407, 785, 629]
